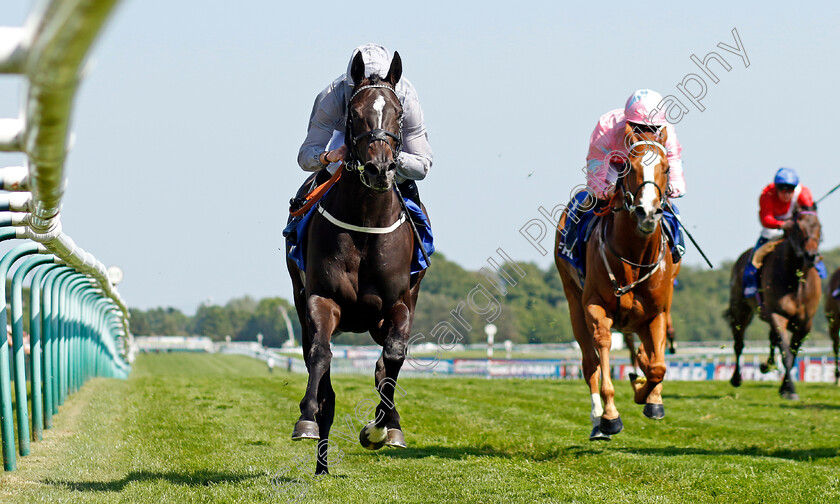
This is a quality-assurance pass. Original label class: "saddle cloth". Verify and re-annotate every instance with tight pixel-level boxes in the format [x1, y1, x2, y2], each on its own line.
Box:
[557, 191, 684, 279]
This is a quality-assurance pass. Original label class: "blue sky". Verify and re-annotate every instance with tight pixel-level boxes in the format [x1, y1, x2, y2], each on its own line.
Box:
[1, 0, 838, 313]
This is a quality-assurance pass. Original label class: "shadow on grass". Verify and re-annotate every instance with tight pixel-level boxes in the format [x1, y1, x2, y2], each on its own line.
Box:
[609, 445, 840, 461]
[347, 445, 513, 461]
[46, 470, 261, 492]
[363, 443, 840, 464]
[779, 402, 840, 411]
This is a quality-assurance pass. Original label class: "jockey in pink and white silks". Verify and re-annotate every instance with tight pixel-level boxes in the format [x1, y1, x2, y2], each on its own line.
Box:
[585, 89, 686, 201]
[559, 89, 686, 267]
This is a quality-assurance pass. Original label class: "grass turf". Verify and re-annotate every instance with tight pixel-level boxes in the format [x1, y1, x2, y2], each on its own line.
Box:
[0, 352, 838, 503]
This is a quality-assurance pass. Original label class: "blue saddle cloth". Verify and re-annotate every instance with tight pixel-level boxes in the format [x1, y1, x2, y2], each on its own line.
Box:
[285, 187, 434, 275]
[557, 192, 684, 278]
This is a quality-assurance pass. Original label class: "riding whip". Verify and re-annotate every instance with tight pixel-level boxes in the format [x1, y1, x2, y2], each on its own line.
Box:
[816, 181, 840, 204]
[664, 201, 713, 269]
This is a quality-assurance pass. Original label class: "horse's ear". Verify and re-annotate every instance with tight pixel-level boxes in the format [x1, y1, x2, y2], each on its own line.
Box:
[351, 51, 366, 86]
[386, 51, 402, 86]
[658, 125, 668, 144]
[625, 122, 638, 145]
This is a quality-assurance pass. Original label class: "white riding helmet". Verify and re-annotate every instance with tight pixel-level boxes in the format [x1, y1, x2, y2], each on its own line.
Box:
[345, 44, 391, 86]
[624, 89, 668, 126]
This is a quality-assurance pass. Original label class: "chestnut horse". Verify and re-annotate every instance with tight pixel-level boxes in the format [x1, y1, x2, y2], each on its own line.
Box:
[823, 268, 840, 384]
[286, 51, 424, 475]
[727, 210, 822, 399]
[555, 124, 680, 441]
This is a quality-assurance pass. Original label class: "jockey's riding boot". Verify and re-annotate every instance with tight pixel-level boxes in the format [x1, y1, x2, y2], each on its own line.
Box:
[816, 259, 828, 279]
[283, 215, 302, 243]
[742, 262, 759, 297]
[398, 180, 421, 206]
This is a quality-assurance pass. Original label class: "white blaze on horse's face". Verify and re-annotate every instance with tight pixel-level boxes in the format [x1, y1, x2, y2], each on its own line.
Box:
[639, 147, 661, 215]
[373, 95, 386, 129]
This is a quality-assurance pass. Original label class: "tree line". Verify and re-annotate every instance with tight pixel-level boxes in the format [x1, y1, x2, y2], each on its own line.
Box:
[129, 247, 840, 346]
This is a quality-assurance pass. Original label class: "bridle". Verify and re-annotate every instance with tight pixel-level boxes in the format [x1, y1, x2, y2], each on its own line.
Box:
[314, 81, 407, 235]
[600, 138, 670, 326]
[618, 140, 669, 214]
[787, 211, 821, 263]
[344, 83, 403, 189]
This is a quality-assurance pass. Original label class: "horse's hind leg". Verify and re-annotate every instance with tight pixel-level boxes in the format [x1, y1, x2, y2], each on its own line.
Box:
[727, 302, 753, 388]
[830, 314, 840, 385]
[360, 302, 410, 450]
[634, 313, 667, 419]
[666, 311, 677, 354]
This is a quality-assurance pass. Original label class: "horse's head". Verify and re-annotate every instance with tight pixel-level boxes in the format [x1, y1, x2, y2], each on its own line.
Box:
[787, 208, 821, 262]
[620, 123, 670, 234]
[345, 50, 403, 193]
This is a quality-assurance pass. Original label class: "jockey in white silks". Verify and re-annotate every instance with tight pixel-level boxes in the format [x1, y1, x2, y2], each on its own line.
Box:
[296, 43, 433, 193]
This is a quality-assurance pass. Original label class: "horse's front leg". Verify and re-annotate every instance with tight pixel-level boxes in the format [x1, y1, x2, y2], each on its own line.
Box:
[760, 329, 779, 374]
[770, 313, 798, 400]
[293, 296, 340, 448]
[585, 303, 622, 435]
[360, 302, 410, 450]
[634, 312, 667, 419]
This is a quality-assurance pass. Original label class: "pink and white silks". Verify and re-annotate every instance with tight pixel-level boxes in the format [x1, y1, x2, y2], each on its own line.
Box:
[585, 107, 686, 200]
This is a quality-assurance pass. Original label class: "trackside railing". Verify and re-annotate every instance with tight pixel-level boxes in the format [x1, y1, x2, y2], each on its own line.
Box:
[0, 0, 128, 471]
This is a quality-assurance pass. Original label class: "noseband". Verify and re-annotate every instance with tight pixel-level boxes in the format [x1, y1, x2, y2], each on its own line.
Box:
[344, 83, 403, 187]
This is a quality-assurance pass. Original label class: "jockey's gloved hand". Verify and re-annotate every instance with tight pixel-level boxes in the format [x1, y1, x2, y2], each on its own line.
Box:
[781, 219, 795, 232]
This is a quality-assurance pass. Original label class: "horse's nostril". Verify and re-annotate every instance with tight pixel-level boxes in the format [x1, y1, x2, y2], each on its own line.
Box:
[634, 207, 647, 220]
[654, 207, 664, 215]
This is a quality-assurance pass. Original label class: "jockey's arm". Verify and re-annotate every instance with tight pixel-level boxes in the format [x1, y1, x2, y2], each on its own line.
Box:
[297, 80, 345, 172]
[759, 188, 786, 229]
[395, 85, 433, 181]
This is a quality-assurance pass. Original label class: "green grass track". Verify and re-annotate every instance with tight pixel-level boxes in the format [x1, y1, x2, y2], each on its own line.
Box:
[0, 353, 838, 503]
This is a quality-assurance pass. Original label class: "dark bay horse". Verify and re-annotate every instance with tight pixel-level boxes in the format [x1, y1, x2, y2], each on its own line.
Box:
[823, 267, 840, 384]
[727, 210, 822, 399]
[555, 123, 680, 440]
[286, 51, 425, 475]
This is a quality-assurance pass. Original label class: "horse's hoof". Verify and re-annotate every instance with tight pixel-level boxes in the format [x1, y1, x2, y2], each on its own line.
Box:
[730, 374, 742, 388]
[780, 390, 800, 401]
[667, 346, 676, 355]
[599, 416, 623, 435]
[359, 422, 387, 450]
[291, 420, 319, 441]
[643, 403, 665, 420]
[589, 426, 611, 441]
[385, 429, 407, 449]
[629, 372, 638, 382]
[759, 362, 776, 374]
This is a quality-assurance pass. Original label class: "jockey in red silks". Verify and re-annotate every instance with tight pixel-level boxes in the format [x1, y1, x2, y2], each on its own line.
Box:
[742, 167, 827, 296]
[559, 89, 686, 266]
